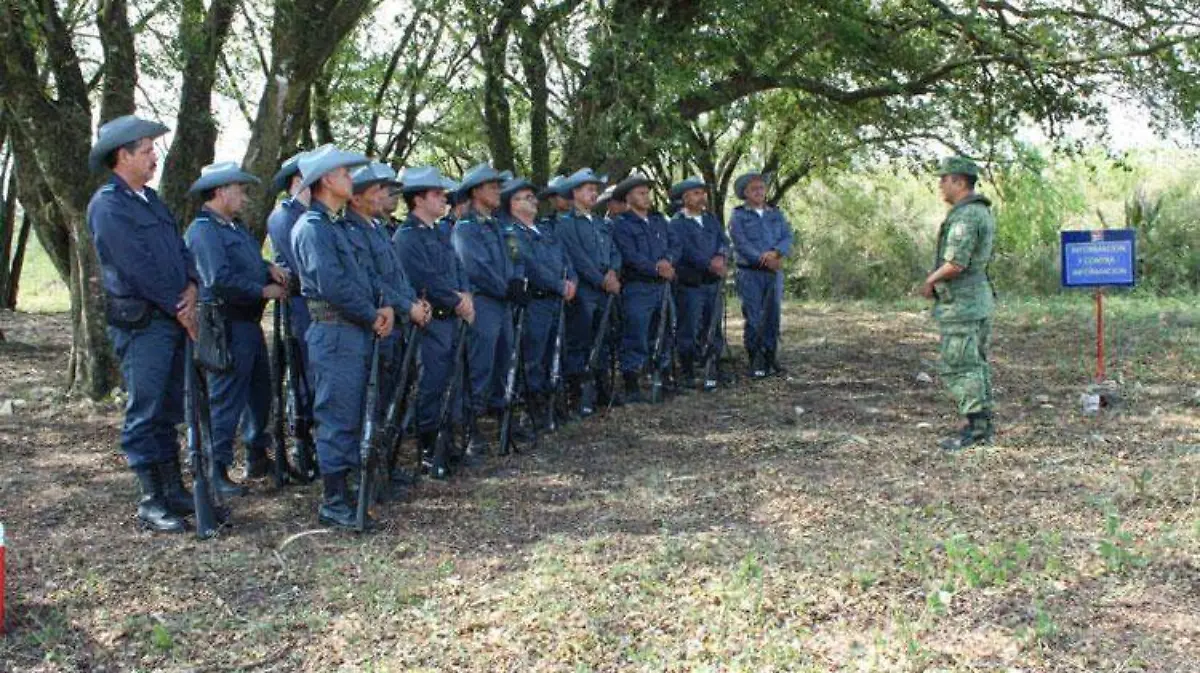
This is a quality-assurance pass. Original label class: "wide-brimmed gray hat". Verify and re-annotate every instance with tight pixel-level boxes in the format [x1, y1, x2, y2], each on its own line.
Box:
[88, 115, 169, 173]
[596, 185, 617, 210]
[562, 167, 607, 193]
[352, 162, 400, 194]
[271, 151, 308, 194]
[455, 163, 505, 199]
[400, 166, 458, 194]
[669, 175, 707, 201]
[500, 177, 538, 206]
[537, 175, 570, 199]
[188, 161, 260, 195]
[298, 144, 370, 190]
[612, 173, 653, 202]
[733, 171, 771, 200]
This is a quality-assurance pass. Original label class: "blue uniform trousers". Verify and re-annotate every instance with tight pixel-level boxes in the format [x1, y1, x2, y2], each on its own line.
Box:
[619, 281, 670, 373]
[415, 317, 463, 433]
[206, 320, 272, 466]
[522, 297, 558, 394]
[109, 317, 186, 469]
[565, 284, 610, 375]
[467, 295, 513, 413]
[306, 321, 372, 476]
[676, 282, 723, 360]
[737, 268, 783, 354]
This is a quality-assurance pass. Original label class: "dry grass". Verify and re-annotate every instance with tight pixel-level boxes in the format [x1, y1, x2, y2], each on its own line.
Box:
[1, 296, 1198, 672]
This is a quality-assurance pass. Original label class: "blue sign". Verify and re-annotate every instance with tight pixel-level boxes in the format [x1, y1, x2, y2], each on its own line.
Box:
[1060, 229, 1136, 288]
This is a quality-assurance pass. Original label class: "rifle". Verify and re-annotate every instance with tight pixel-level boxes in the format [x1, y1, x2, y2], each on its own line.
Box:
[700, 275, 726, 391]
[185, 339, 226, 539]
[648, 283, 673, 404]
[546, 272, 568, 431]
[578, 293, 615, 416]
[269, 299, 293, 488]
[281, 296, 317, 481]
[429, 319, 470, 479]
[381, 322, 421, 497]
[355, 320, 384, 533]
[499, 294, 529, 455]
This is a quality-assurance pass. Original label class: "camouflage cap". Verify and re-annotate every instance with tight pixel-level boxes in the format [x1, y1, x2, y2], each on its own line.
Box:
[938, 156, 980, 178]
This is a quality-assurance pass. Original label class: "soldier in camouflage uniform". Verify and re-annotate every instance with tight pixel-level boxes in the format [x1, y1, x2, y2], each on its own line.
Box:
[920, 157, 996, 451]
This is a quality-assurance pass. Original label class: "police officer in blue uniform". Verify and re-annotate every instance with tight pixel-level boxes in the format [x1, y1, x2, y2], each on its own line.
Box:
[86, 115, 199, 533]
[556, 168, 622, 416]
[669, 176, 730, 390]
[729, 171, 793, 377]
[392, 167, 475, 478]
[290, 145, 393, 529]
[437, 185, 467, 238]
[184, 162, 289, 493]
[537, 176, 571, 231]
[451, 164, 527, 458]
[613, 174, 677, 402]
[500, 176, 577, 428]
[347, 163, 430, 408]
[266, 151, 312, 359]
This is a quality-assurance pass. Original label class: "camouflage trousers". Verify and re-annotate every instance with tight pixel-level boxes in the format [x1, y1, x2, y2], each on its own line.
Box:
[937, 317, 993, 416]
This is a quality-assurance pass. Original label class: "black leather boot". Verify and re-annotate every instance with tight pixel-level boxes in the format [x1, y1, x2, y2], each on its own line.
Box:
[213, 462, 248, 498]
[242, 443, 270, 480]
[680, 355, 697, 391]
[623, 371, 644, 404]
[940, 412, 994, 451]
[420, 430, 450, 480]
[749, 350, 768, 378]
[317, 471, 358, 529]
[767, 349, 786, 376]
[156, 459, 195, 516]
[133, 466, 186, 533]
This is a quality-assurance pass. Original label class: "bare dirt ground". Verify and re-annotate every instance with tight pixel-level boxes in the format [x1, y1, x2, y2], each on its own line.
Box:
[0, 299, 1197, 672]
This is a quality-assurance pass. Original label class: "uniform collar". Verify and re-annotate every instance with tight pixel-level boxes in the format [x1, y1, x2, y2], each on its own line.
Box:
[405, 212, 436, 230]
[110, 174, 153, 203]
[200, 206, 235, 228]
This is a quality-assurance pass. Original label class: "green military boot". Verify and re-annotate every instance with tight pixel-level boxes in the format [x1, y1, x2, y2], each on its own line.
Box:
[939, 412, 994, 452]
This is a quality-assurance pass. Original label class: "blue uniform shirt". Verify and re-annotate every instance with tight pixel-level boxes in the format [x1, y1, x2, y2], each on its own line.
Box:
[506, 219, 576, 296]
[266, 197, 307, 272]
[291, 201, 378, 326]
[183, 208, 270, 306]
[344, 208, 414, 315]
[451, 207, 522, 300]
[729, 204, 793, 268]
[87, 175, 197, 317]
[614, 209, 677, 282]
[393, 213, 467, 311]
[669, 210, 730, 283]
[556, 209, 621, 290]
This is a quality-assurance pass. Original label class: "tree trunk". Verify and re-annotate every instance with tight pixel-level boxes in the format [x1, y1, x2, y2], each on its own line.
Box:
[518, 24, 550, 185]
[159, 0, 239, 223]
[5, 212, 30, 308]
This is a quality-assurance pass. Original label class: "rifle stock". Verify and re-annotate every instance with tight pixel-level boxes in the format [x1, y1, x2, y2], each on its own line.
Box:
[546, 273, 567, 431]
[381, 323, 421, 495]
[430, 319, 470, 479]
[700, 276, 726, 391]
[499, 301, 528, 454]
[578, 293, 614, 416]
[648, 283, 672, 404]
[355, 319, 384, 532]
[186, 340, 225, 539]
[281, 297, 317, 482]
[270, 299, 292, 488]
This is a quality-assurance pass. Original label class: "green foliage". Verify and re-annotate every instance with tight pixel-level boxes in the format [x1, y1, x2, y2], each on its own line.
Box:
[1097, 510, 1149, 573]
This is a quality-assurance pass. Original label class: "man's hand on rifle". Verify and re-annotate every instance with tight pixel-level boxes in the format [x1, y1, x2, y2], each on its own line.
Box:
[603, 269, 622, 294]
[563, 279, 577, 302]
[455, 292, 476, 324]
[176, 282, 199, 340]
[709, 255, 726, 277]
[410, 299, 432, 327]
[656, 259, 676, 281]
[268, 264, 289, 286]
[374, 306, 395, 337]
[262, 283, 287, 300]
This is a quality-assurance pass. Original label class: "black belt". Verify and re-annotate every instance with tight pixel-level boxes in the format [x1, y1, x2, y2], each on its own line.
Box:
[307, 300, 357, 326]
[737, 264, 774, 272]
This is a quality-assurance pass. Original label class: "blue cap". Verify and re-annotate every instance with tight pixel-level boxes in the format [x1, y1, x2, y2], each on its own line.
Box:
[351, 162, 400, 194]
[88, 115, 169, 173]
[537, 175, 570, 199]
[400, 166, 458, 194]
[297, 144, 370, 191]
[188, 161, 260, 195]
[562, 167, 607, 193]
[455, 163, 505, 199]
[271, 151, 308, 194]
[500, 177, 538, 206]
[733, 171, 770, 200]
[612, 173, 653, 202]
[669, 175, 707, 201]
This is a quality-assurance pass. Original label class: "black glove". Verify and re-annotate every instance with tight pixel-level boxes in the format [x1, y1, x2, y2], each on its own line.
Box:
[506, 278, 530, 306]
